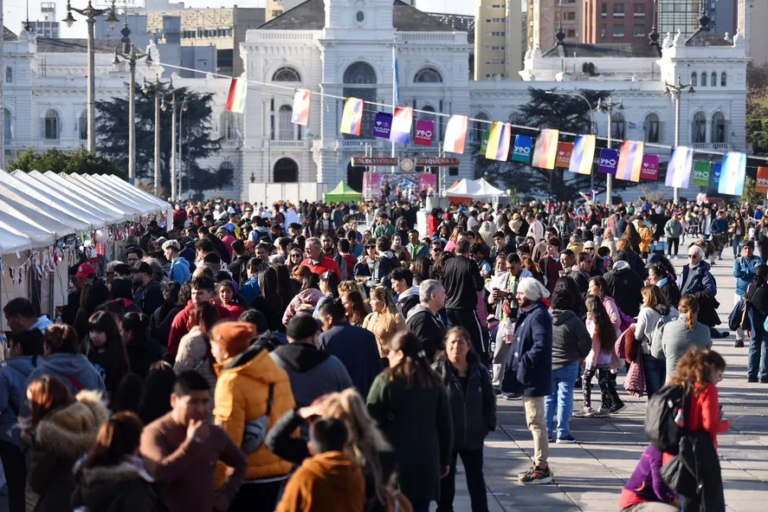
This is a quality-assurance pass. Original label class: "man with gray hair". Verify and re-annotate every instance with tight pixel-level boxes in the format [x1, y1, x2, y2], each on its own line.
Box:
[405, 279, 447, 361]
[300, 237, 342, 280]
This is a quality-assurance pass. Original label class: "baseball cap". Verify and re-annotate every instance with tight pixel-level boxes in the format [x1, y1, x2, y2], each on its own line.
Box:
[75, 263, 97, 280]
[744, 240, 755, 249]
[583, 241, 596, 249]
[645, 253, 663, 268]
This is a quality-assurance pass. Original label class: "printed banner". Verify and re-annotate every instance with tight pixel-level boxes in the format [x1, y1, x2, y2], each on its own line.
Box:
[531, 129, 560, 170]
[640, 154, 659, 181]
[373, 112, 392, 139]
[711, 163, 722, 189]
[597, 148, 619, 175]
[568, 135, 596, 175]
[691, 161, 712, 188]
[480, 131, 490, 154]
[718, 152, 747, 196]
[444, 115, 468, 154]
[291, 89, 311, 126]
[757, 167, 768, 194]
[615, 141, 644, 182]
[555, 142, 573, 169]
[486, 122, 511, 161]
[340, 97, 364, 136]
[512, 135, 533, 163]
[665, 146, 694, 189]
[390, 107, 413, 144]
[363, 172, 437, 200]
[414, 119, 435, 146]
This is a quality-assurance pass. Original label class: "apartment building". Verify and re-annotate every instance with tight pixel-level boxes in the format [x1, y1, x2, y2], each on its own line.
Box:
[474, 0, 523, 80]
[583, 0, 655, 43]
[528, 0, 581, 50]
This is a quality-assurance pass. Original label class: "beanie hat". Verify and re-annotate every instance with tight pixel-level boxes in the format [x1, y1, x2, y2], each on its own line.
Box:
[211, 322, 257, 356]
[286, 314, 319, 341]
[518, 277, 550, 302]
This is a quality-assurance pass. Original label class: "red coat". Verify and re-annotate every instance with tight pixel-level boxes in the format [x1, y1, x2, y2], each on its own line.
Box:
[167, 300, 234, 357]
[299, 257, 342, 281]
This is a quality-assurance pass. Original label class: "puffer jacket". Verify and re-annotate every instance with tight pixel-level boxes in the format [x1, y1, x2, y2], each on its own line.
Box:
[282, 288, 325, 326]
[213, 345, 296, 486]
[677, 261, 718, 297]
[71, 457, 162, 512]
[28, 390, 109, 512]
[0, 355, 38, 445]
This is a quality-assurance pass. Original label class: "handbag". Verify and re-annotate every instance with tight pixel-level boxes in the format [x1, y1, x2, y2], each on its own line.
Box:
[728, 297, 751, 331]
[660, 387, 698, 499]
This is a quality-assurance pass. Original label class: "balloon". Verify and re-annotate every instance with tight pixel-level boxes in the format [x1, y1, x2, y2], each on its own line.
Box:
[95, 229, 109, 244]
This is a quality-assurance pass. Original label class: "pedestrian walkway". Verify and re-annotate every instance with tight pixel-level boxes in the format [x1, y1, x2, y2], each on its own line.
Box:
[449, 246, 768, 511]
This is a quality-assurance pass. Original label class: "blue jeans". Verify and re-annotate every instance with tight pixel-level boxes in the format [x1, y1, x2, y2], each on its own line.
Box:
[748, 309, 768, 380]
[545, 360, 579, 439]
[643, 354, 666, 399]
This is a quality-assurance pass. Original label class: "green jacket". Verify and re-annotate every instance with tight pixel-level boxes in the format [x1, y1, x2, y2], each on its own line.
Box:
[366, 372, 452, 502]
[374, 224, 395, 239]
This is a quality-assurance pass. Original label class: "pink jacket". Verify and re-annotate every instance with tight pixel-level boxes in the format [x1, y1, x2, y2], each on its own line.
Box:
[282, 288, 324, 326]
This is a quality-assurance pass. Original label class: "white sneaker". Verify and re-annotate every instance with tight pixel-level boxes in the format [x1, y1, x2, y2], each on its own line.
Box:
[573, 407, 595, 418]
[592, 407, 611, 418]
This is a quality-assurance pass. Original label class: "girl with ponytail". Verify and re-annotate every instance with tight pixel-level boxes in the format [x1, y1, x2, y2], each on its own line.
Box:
[658, 295, 712, 381]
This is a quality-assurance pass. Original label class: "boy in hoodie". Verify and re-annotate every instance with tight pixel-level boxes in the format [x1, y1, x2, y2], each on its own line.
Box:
[3, 298, 53, 334]
[0, 330, 43, 512]
[276, 418, 365, 512]
[271, 314, 352, 412]
[163, 240, 191, 285]
[390, 267, 420, 318]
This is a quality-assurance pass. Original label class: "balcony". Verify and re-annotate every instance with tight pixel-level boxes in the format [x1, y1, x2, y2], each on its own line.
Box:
[270, 140, 306, 149]
[43, 139, 60, 146]
[613, 12, 625, 18]
[692, 142, 730, 151]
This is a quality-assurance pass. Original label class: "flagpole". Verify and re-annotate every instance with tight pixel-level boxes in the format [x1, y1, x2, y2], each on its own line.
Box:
[392, 39, 397, 175]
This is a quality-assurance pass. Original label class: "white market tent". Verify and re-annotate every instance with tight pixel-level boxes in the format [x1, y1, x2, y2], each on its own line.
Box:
[64, 173, 148, 218]
[93, 174, 173, 221]
[445, 178, 507, 200]
[42, 171, 134, 223]
[0, 180, 91, 234]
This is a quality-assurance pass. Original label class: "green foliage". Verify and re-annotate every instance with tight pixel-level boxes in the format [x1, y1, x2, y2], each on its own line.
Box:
[7, 147, 124, 177]
[747, 62, 768, 155]
[96, 82, 230, 193]
[741, 176, 761, 205]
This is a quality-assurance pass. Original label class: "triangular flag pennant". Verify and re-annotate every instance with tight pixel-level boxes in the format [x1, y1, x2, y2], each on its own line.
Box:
[390, 107, 413, 144]
[531, 129, 560, 170]
[665, 146, 694, 188]
[225, 78, 247, 113]
[615, 141, 644, 182]
[568, 135, 595, 175]
[291, 89, 311, 126]
[717, 152, 747, 196]
[485, 122, 511, 161]
[444, 115, 468, 154]
[340, 98, 364, 136]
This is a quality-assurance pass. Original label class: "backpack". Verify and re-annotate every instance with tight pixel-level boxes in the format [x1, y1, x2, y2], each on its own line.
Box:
[648, 312, 669, 360]
[644, 383, 690, 455]
[617, 308, 634, 333]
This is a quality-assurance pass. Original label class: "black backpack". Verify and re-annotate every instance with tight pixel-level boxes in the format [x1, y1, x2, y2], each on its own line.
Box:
[644, 383, 690, 455]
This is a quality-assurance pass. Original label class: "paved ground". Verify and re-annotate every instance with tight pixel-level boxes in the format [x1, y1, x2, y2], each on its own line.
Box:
[450, 241, 768, 512]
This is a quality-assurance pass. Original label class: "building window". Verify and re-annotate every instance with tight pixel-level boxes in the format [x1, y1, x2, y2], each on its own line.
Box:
[701, 72, 707, 86]
[356, 11, 365, 22]
[611, 113, 626, 140]
[602, 3, 608, 17]
[634, 3, 645, 16]
[3, 108, 11, 145]
[613, 3, 625, 17]
[278, 105, 295, 140]
[414, 67, 443, 83]
[43, 109, 59, 140]
[644, 113, 659, 143]
[5, 67, 11, 83]
[220, 111, 239, 140]
[272, 67, 301, 82]
[721, 72, 727, 86]
[613, 24, 625, 37]
[566, 29, 576, 37]
[711, 72, 717, 87]
[490, 32, 505, 36]
[711, 112, 726, 143]
[273, 158, 299, 183]
[692, 111, 706, 143]
[78, 111, 87, 140]
[691, 72, 697, 87]
[472, 112, 489, 142]
[634, 24, 644, 37]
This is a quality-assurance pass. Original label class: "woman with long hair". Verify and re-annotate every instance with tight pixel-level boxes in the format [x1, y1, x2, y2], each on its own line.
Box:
[72, 412, 161, 510]
[578, 296, 623, 418]
[217, 280, 247, 318]
[648, 263, 681, 308]
[287, 245, 304, 276]
[150, 281, 182, 348]
[444, 227, 463, 253]
[173, 302, 218, 393]
[588, 276, 622, 335]
[622, 222, 642, 253]
[275, 264, 298, 311]
[341, 290, 370, 327]
[282, 270, 324, 326]
[363, 287, 406, 361]
[730, 210, 746, 258]
[429, 251, 455, 281]
[367, 332, 452, 512]
[251, 266, 286, 332]
[313, 270, 342, 319]
[87, 311, 131, 401]
[25, 375, 109, 512]
[634, 285, 679, 398]
[137, 361, 176, 425]
[433, 327, 496, 512]
[658, 295, 712, 381]
[121, 312, 162, 381]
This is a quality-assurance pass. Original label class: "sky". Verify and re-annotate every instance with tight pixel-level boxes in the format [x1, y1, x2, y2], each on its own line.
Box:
[4, 0, 474, 39]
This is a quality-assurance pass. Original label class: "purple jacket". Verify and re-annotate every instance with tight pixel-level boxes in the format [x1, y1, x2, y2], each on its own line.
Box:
[620, 445, 676, 507]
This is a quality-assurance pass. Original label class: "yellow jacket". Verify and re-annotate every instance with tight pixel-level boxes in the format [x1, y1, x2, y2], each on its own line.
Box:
[214, 346, 296, 486]
[639, 226, 654, 253]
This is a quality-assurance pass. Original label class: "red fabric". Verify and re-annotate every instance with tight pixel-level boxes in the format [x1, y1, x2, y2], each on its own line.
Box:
[342, 254, 358, 274]
[220, 302, 246, 319]
[428, 215, 439, 238]
[618, 489, 646, 509]
[220, 235, 236, 255]
[300, 257, 342, 281]
[167, 300, 234, 358]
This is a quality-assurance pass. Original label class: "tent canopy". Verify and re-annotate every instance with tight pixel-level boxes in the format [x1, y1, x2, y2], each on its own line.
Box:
[324, 181, 363, 203]
[446, 178, 507, 200]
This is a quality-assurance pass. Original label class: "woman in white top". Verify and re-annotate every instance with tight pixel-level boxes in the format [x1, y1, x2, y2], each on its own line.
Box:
[634, 285, 678, 399]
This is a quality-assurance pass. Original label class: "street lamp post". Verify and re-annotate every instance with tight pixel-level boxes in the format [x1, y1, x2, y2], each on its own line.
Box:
[64, 0, 119, 153]
[596, 95, 624, 208]
[113, 42, 152, 183]
[162, 93, 179, 201]
[143, 75, 172, 197]
[664, 75, 695, 204]
[178, 98, 188, 199]
[545, 90, 596, 189]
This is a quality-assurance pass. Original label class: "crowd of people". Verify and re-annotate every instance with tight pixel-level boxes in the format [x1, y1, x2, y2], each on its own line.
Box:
[0, 193, 761, 512]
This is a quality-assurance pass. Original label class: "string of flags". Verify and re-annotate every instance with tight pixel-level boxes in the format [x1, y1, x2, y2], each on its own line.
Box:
[223, 75, 764, 197]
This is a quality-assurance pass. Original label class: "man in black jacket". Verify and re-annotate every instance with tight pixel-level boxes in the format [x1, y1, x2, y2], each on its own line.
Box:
[406, 279, 446, 361]
[391, 267, 420, 318]
[442, 238, 486, 363]
[133, 262, 165, 315]
[604, 251, 644, 317]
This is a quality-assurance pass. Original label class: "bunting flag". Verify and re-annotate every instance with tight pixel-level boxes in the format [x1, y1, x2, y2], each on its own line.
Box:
[444, 115, 468, 154]
[640, 154, 659, 181]
[555, 142, 573, 169]
[691, 161, 712, 187]
[757, 167, 768, 194]
[225, 77, 247, 113]
[511, 134, 533, 163]
[568, 135, 596, 175]
[664, 146, 694, 188]
[480, 131, 490, 154]
[389, 107, 413, 144]
[291, 89, 311, 126]
[531, 129, 560, 170]
[414, 119, 435, 146]
[711, 163, 722, 188]
[598, 148, 619, 175]
[373, 112, 392, 139]
[485, 122, 511, 161]
[717, 152, 747, 196]
[615, 141, 644, 182]
[340, 98, 364, 136]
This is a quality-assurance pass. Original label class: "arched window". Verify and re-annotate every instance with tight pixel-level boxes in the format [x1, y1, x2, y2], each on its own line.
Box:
[701, 72, 707, 86]
[78, 111, 87, 141]
[414, 67, 442, 83]
[278, 105, 294, 140]
[43, 109, 60, 140]
[711, 112, 726, 143]
[3, 108, 11, 145]
[472, 112, 489, 143]
[691, 72, 697, 87]
[343, 62, 377, 138]
[5, 67, 12, 83]
[611, 112, 626, 140]
[692, 111, 707, 143]
[273, 158, 299, 183]
[220, 111, 238, 140]
[644, 113, 660, 143]
[721, 72, 727, 86]
[711, 72, 717, 87]
[272, 67, 301, 82]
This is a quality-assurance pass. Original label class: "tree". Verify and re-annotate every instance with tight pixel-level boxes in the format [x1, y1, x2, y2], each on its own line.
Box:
[7, 147, 124, 177]
[747, 62, 768, 155]
[96, 82, 231, 194]
[741, 176, 761, 206]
